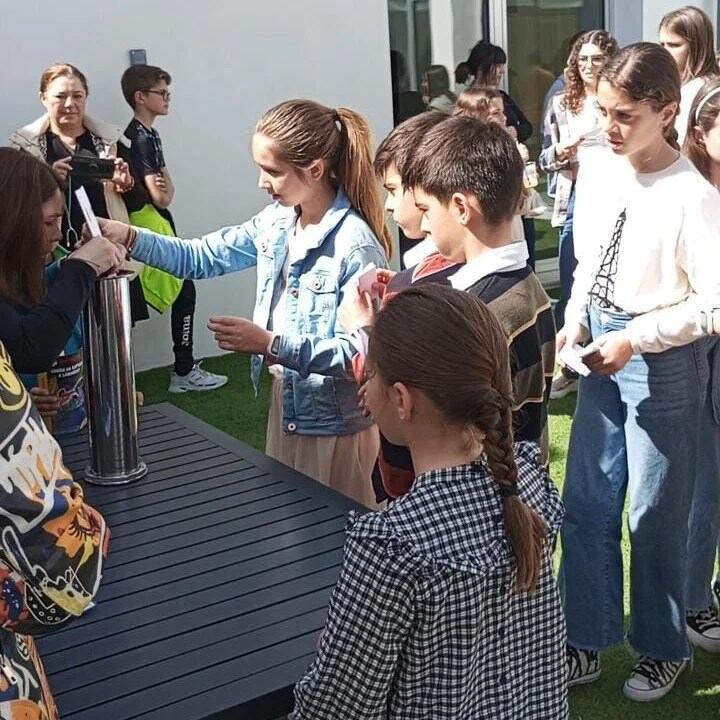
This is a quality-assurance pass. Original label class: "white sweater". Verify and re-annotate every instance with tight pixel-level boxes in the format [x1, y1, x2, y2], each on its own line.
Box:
[565, 154, 720, 354]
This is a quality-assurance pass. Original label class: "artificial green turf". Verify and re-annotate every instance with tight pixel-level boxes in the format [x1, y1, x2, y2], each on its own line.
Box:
[137, 355, 720, 719]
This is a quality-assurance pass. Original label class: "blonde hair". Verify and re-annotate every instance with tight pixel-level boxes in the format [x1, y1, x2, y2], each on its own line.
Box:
[453, 86, 503, 121]
[257, 99, 392, 258]
[40, 63, 88, 94]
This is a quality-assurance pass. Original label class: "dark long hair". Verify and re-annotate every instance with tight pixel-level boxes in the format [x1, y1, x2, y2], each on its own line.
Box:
[598, 43, 682, 150]
[466, 41, 507, 87]
[368, 285, 547, 592]
[0, 148, 60, 305]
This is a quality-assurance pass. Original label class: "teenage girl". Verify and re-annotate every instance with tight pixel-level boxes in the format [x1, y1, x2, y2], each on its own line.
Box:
[660, 5, 719, 145]
[682, 77, 720, 653]
[293, 284, 567, 719]
[540, 30, 618, 379]
[559, 43, 720, 701]
[98, 100, 391, 508]
[0, 149, 124, 428]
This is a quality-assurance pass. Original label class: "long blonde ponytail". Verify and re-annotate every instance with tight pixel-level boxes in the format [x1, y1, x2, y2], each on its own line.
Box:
[257, 99, 392, 258]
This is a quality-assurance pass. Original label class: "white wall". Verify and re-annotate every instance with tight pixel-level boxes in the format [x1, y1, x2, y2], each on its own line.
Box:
[0, 0, 394, 371]
[642, 0, 718, 40]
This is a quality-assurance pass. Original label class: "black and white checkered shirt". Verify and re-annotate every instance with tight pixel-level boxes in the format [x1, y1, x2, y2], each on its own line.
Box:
[293, 442, 568, 719]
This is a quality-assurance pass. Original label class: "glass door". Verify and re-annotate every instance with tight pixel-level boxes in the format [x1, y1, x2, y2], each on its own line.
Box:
[505, 0, 605, 266]
[387, 0, 490, 123]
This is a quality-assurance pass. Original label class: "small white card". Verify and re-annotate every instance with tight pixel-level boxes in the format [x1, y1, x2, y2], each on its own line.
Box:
[75, 186, 102, 238]
[357, 263, 379, 297]
[558, 343, 596, 377]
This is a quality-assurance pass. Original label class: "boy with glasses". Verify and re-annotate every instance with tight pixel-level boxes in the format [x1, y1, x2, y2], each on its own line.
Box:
[121, 65, 227, 393]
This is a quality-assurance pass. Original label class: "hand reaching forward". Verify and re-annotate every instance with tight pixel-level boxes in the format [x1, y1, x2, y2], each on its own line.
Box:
[208, 316, 272, 355]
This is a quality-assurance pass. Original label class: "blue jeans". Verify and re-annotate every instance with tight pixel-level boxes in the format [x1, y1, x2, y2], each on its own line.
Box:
[560, 305, 702, 661]
[686, 338, 720, 611]
[554, 187, 576, 329]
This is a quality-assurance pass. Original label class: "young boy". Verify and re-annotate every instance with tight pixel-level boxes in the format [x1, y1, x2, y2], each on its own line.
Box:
[404, 115, 555, 455]
[373, 111, 458, 289]
[120, 65, 227, 393]
[344, 115, 554, 500]
[341, 113, 458, 500]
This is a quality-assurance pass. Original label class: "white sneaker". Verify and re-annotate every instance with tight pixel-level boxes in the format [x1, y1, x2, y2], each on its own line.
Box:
[623, 656, 687, 702]
[687, 607, 720, 653]
[168, 363, 228, 393]
[550, 371, 579, 400]
[566, 645, 601, 687]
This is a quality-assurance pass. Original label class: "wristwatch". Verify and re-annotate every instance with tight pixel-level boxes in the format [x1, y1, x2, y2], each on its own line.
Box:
[268, 334, 282, 357]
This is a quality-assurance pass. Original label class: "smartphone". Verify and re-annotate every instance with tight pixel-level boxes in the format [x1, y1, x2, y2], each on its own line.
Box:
[70, 154, 115, 182]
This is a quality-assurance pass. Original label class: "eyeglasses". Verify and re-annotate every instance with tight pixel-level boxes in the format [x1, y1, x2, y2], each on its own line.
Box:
[578, 55, 605, 67]
[145, 90, 171, 100]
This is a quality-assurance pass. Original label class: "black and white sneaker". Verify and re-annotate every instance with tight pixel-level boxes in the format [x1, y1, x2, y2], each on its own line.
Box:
[687, 607, 720, 653]
[623, 656, 687, 702]
[566, 645, 601, 687]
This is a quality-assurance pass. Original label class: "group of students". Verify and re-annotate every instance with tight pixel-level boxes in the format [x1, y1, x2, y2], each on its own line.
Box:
[1, 8, 720, 719]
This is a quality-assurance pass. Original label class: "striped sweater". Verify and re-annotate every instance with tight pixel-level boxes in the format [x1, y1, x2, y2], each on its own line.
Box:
[468, 265, 556, 447]
[374, 261, 555, 501]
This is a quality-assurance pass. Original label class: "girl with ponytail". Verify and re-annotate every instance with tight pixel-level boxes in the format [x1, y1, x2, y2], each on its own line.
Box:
[293, 284, 567, 719]
[559, 43, 720, 701]
[95, 99, 389, 507]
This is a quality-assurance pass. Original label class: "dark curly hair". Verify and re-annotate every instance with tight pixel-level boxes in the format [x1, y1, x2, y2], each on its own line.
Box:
[564, 30, 619, 115]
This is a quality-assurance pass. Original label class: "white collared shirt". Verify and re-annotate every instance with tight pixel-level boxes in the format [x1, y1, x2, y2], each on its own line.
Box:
[402, 237, 437, 268]
[449, 241, 529, 291]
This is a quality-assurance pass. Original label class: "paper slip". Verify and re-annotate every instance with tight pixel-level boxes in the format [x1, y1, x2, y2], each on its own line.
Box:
[558, 343, 596, 377]
[75, 186, 102, 238]
[357, 263, 379, 297]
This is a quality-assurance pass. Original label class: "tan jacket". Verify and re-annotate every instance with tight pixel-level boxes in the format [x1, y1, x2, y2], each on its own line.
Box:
[9, 113, 131, 224]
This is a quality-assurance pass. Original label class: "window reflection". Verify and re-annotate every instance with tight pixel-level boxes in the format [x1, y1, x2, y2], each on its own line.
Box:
[387, 0, 489, 123]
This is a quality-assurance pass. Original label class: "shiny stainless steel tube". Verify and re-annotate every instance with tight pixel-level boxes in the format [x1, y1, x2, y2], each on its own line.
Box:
[83, 271, 147, 484]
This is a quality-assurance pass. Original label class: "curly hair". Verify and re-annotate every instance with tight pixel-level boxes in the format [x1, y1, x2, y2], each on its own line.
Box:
[564, 30, 619, 115]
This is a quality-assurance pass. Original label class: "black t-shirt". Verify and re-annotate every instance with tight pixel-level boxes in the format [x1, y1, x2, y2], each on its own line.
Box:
[499, 90, 533, 144]
[123, 119, 175, 228]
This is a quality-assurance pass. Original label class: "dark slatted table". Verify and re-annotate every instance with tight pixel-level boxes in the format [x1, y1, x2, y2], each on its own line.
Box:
[37, 403, 359, 720]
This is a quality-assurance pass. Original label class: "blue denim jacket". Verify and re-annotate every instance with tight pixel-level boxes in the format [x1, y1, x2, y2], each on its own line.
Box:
[131, 188, 387, 436]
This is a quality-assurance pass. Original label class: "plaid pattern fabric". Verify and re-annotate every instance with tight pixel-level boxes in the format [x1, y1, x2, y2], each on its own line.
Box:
[294, 442, 568, 719]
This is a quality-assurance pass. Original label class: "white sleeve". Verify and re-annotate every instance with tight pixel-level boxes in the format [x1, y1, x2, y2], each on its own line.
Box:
[625, 187, 720, 353]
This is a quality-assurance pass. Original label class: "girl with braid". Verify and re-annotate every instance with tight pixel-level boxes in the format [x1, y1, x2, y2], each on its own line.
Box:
[293, 284, 567, 720]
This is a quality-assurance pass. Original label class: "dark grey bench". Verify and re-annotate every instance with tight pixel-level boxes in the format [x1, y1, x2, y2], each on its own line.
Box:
[38, 403, 358, 719]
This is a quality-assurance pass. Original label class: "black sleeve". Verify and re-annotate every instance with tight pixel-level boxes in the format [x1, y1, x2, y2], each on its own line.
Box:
[502, 91, 533, 143]
[0, 260, 96, 374]
[131, 131, 161, 176]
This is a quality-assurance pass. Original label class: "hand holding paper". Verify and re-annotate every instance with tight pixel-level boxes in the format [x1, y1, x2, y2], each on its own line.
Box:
[357, 263, 379, 298]
[558, 343, 596, 377]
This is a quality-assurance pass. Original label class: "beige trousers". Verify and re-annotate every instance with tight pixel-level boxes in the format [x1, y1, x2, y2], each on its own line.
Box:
[265, 378, 380, 509]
